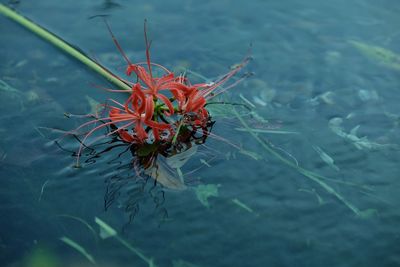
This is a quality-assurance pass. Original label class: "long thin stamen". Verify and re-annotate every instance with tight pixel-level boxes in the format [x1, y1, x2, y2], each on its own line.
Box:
[105, 20, 132, 66]
[76, 118, 134, 166]
[83, 121, 135, 152]
[143, 19, 153, 81]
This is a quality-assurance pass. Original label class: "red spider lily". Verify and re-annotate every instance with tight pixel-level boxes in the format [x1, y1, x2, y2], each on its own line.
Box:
[71, 21, 250, 167]
[179, 89, 208, 126]
[72, 84, 171, 167]
[126, 64, 176, 115]
[109, 84, 170, 142]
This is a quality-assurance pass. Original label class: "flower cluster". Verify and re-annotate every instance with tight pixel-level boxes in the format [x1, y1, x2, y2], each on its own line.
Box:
[108, 53, 249, 143]
[73, 24, 249, 165]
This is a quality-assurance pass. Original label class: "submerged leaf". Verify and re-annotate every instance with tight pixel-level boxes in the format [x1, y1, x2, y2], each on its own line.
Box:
[329, 118, 399, 150]
[235, 127, 299, 135]
[85, 95, 101, 114]
[60, 236, 96, 264]
[57, 214, 98, 242]
[234, 107, 364, 216]
[231, 198, 254, 213]
[358, 208, 378, 219]
[349, 40, 400, 71]
[94, 217, 157, 267]
[239, 149, 263, 160]
[194, 184, 220, 208]
[298, 188, 324, 205]
[312, 145, 340, 171]
[166, 146, 197, 168]
[0, 79, 20, 94]
[95, 217, 117, 239]
[199, 158, 212, 167]
[145, 162, 187, 190]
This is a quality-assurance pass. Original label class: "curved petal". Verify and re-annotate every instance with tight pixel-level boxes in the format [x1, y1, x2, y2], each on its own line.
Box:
[134, 122, 147, 142]
[136, 65, 153, 89]
[126, 64, 137, 76]
[169, 89, 185, 110]
[132, 84, 147, 114]
[146, 120, 170, 130]
[118, 130, 136, 143]
[190, 96, 206, 112]
[152, 128, 160, 141]
[160, 82, 189, 93]
[155, 73, 175, 88]
[144, 96, 154, 121]
[156, 93, 174, 115]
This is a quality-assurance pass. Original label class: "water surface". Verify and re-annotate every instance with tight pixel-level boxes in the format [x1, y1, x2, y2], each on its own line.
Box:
[1, 1, 400, 266]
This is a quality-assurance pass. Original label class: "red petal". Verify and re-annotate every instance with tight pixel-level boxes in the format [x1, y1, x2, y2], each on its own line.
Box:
[144, 96, 154, 121]
[126, 64, 137, 76]
[135, 123, 147, 141]
[155, 73, 175, 87]
[118, 130, 136, 143]
[190, 97, 206, 112]
[157, 93, 174, 115]
[146, 120, 170, 130]
[132, 84, 146, 114]
[152, 128, 160, 141]
[136, 66, 154, 89]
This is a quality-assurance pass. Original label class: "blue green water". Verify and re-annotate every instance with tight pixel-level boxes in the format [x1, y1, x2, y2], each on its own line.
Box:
[1, 1, 400, 266]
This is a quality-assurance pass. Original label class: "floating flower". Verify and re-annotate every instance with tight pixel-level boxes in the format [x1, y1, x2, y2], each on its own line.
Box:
[71, 21, 250, 167]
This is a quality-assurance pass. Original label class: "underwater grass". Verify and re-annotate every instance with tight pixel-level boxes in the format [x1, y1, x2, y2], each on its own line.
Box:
[349, 40, 400, 71]
[57, 214, 98, 243]
[231, 198, 254, 213]
[60, 236, 96, 265]
[232, 107, 374, 217]
[95, 217, 157, 267]
[0, 3, 375, 217]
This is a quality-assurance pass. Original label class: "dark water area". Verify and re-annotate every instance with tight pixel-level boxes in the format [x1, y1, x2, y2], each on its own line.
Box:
[1, 0, 400, 266]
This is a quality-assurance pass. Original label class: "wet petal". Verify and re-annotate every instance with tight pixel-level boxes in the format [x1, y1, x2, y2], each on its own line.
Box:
[134, 123, 147, 141]
[157, 93, 174, 115]
[146, 120, 170, 130]
[118, 130, 136, 143]
[155, 73, 175, 87]
[144, 96, 154, 121]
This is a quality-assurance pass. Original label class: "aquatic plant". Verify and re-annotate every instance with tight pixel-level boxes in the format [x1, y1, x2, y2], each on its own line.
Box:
[67, 21, 250, 170]
[349, 40, 400, 71]
[0, 4, 376, 217]
[95, 217, 157, 267]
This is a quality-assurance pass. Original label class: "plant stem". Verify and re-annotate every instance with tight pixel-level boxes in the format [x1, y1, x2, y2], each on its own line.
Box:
[0, 4, 131, 91]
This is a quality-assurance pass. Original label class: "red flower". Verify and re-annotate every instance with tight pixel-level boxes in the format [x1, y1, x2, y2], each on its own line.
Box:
[126, 64, 177, 115]
[72, 21, 250, 167]
[109, 84, 170, 143]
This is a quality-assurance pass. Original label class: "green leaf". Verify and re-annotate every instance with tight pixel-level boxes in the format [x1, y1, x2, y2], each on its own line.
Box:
[95, 217, 117, 239]
[194, 184, 220, 208]
[231, 198, 254, 213]
[60, 236, 96, 264]
[349, 40, 400, 71]
[358, 209, 378, 219]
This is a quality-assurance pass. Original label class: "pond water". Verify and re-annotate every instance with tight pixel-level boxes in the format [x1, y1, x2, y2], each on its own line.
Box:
[1, 1, 400, 266]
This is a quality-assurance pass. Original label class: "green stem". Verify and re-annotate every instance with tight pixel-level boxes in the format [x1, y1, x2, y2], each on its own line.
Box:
[0, 4, 131, 91]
